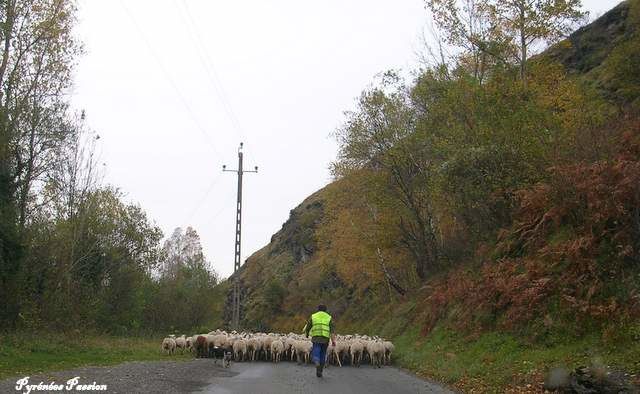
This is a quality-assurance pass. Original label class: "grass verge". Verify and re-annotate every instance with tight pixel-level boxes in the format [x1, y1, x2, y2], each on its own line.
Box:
[340, 300, 640, 391]
[393, 324, 640, 392]
[0, 333, 191, 381]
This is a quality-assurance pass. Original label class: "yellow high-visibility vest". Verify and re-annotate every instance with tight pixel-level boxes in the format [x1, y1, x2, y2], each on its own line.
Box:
[309, 311, 331, 338]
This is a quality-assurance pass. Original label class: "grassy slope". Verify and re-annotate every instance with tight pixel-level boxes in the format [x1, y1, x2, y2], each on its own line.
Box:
[0, 333, 191, 381]
[393, 325, 640, 392]
[339, 300, 640, 392]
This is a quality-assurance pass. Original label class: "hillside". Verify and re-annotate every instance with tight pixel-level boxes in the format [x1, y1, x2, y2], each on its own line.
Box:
[223, 188, 332, 330]
[223, 1, 640, 391]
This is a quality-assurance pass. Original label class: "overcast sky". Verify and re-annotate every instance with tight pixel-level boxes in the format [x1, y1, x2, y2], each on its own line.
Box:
[71, 0, 622, 278]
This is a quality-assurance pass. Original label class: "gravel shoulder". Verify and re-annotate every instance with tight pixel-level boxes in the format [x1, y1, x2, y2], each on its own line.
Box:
[0, 358, 453, 394]
[0, 358, 232, 394]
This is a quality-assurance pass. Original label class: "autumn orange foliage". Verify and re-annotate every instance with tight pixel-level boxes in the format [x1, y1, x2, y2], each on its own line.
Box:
[419, 118, 640, 336]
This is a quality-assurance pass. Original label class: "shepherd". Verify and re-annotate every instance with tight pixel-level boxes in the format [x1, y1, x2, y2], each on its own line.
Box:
[303, 304, 336, 378]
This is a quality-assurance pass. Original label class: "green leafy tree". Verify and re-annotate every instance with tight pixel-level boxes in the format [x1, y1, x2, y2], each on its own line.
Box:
[0, 0, 81, 328]
[333, 72, 440, 280]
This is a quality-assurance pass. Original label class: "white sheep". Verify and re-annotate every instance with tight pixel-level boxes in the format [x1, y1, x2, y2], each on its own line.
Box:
[383, 341, 395, 365]
[284, 337, 296, 361]
[335, 341, 350, 366]
[292, 340, 308, 364]
[161, 337, 176, 355]
[369, 341, 385, 368]
[326, 342, 342, 367]
[305, 341, 313, 363]
[350, 340, 364, 367]
[270, 339, 285, 363]
[247, 337, 260, 361]
[175, 335, 186, 353]
[262, 335, 274, 361]
[232, 338, 247, 361]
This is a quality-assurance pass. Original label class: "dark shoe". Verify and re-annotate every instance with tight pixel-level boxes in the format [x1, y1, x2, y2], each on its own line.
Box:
[316, 365, 323, 377]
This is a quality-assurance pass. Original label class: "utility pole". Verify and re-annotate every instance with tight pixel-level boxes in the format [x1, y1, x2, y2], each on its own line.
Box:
[223, 142, 257, 330]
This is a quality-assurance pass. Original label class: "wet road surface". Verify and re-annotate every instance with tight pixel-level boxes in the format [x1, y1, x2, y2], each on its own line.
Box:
[202, 361, 452, 394]
[1, 359, 453, 393]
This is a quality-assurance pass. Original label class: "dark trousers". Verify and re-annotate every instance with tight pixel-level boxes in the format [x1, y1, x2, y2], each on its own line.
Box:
[311, 342, 328, 366]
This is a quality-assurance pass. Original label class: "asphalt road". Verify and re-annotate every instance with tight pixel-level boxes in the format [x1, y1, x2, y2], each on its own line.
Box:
[202, 361, 451, 394]
[1, 359, 453, 394]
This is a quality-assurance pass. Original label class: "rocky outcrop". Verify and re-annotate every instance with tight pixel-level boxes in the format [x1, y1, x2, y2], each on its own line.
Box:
[223, 187, 327, 329]
[545, 366, 638, 393]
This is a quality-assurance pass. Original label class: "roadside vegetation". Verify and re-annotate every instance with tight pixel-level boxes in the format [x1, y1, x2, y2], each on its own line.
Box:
[0, 333, 194, 381]
[0, 0, 222, 379]
[0, 1, 220, 336]
[338, 299, 640, 391]
[230, 0, 640, 390]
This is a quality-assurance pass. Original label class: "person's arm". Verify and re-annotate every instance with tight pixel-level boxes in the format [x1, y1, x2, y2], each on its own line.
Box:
[304, 317, 312, 338]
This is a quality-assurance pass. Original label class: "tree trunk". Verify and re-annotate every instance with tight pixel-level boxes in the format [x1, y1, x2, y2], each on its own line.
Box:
[0, 1, 15, 99]
[519, 6, 528, 90]
[375, 247, 406, 296]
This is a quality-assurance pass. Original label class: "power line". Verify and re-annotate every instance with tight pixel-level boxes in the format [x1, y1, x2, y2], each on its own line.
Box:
[178, 0, 247, 140]
[181, 172, 223, 227]
[181, 172, 238, 229]
[119, 0, 221, 158]
[174, 0, 262, 166]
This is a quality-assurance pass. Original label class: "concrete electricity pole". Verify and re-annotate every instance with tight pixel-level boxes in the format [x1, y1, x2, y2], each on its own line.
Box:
[223, 142, 257, 330]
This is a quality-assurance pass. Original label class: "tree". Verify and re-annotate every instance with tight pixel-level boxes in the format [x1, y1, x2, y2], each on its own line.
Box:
[160, 226, 211, 278]
[426, 0, 587, 87]
[332, 73, 440, 280]
[426, 0, 510, 82]
[0, 0, 81, 328]
[1, 0, 82, 227]
[144, 226, 219, 331]
[491, 0, 586, 88]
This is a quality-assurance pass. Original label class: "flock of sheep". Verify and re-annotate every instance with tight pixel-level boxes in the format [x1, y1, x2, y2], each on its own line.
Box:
[161, 329, 395, 368]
